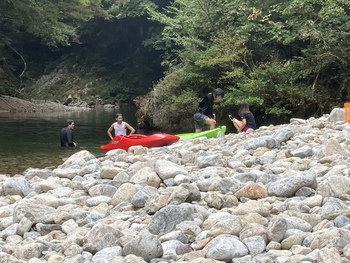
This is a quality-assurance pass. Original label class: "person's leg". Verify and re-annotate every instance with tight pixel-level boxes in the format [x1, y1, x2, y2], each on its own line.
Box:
[194, 113, 206, 133]
[205, 117, 216, 130]
[232, 119, 242, 132]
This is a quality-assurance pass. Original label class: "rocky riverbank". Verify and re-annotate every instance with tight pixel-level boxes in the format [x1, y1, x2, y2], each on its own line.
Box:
[0, 95, 129, 113]
[0, 95, 90, 113]
[0, 108, 350, 263]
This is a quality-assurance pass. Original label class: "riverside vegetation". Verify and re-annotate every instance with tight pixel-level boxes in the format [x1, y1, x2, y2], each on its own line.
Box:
[2, 1, 350, 132]
[1, 108, 350, 262]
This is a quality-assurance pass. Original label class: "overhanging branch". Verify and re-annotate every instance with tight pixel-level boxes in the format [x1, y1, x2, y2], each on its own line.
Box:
[6, 44, 27, 88]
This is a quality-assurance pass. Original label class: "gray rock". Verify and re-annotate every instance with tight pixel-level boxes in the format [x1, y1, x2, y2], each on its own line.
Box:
[167, 183, 201, 204]
[242, 235, 266, 256]
[267, 216, 287, 242]
[13, 243, 44, 261]
[123, 229, 163, 262]
[205, 234, 249, 261]
[131, 190, 151, 208]
[195, 153, 225, 168]
[2, 177, 32, 196]
[291, 145, 313, 158]
[333, 215, 350, 228]
[244, 136, 277, 150]
[149, 203, 209, 235]
[83, 223, 123, 254]
[91, 246, 123, 262]
[155, 159, 188, 180]
[328, 108, 344, 122]
[267, 172, 316, 197]
[273, 127, 294, 144]
[35, 222, 62, 235]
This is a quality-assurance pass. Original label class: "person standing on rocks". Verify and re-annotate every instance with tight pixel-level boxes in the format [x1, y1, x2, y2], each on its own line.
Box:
[60, 119, 77, 147]
[231, 101, 256, 133]
[194, 88, 225, 133]
[107, 113, 135, 140]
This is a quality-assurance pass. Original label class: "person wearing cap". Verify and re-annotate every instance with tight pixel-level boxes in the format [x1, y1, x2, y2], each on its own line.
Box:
[107, 113, 135, 140]
[194, 88, 224, 133]
[60, 119, 77, 147]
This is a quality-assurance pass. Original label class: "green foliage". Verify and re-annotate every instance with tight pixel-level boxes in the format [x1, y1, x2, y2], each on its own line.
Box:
[136, 68, 199, 131]
[195, 31, 249, 82]
[1, 0, 166, 104]
[147, 0, 239, 67]
[0, 0, 107, 95]
[2, 0, 350, 131]
[137, 0, 350, 128]
[108, 0, 157, 18]
[0, 0, 105, 48]
[71, 14, 165, 102]
[0, 65, 20, 97]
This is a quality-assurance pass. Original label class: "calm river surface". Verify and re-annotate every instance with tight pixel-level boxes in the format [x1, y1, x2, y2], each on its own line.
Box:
[0, 106, 144, 176]
[0, 106, 261, 176]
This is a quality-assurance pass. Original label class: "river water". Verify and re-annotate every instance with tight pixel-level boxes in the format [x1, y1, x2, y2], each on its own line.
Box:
[0, 106, 143, 176]
[0, 105, 254, 176]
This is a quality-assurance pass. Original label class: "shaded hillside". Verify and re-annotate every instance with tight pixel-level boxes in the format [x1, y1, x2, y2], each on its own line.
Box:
[0, 95, 36, 112]
[0, 95, 84, 113]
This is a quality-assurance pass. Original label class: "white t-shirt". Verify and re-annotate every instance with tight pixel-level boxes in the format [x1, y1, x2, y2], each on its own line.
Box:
[113, 122, 126, 136]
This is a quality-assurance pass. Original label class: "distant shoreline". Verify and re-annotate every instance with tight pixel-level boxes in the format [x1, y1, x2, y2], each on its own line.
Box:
[0, 95, 89, 113]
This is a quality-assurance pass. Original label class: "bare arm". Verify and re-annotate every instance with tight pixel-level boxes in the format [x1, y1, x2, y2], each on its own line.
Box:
[125, 122, 135, 135]
[107, 124, 114, 140]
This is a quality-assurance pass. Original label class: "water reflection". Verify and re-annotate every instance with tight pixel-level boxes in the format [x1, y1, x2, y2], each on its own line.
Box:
[0, 107, 141, 176]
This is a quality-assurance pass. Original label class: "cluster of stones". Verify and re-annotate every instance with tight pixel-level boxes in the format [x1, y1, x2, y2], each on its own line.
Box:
[1, 108, 350, 263]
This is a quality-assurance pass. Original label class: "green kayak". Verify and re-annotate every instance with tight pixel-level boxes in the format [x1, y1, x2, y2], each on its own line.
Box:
[177, 126, 226, 139]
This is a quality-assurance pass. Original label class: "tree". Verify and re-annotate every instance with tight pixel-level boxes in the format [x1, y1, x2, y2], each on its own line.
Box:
[0, 0, 105, 94]
[136, 0, 350, 130]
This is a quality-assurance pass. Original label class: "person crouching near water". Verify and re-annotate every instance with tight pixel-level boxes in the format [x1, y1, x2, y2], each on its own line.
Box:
[60, 119, 77, 147]
[232, 101, 256, 133]
[193, 88, 225, 133]
[107, 113, 135, 140]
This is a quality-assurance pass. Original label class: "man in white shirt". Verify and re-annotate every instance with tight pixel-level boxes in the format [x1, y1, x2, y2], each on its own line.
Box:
[107, 113, 135, 140]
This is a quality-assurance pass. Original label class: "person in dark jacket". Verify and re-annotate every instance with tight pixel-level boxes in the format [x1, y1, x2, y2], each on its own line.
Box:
[232, 101, 256, 133]
[194, 88, 224, 132]
[60, 119, 77, 147]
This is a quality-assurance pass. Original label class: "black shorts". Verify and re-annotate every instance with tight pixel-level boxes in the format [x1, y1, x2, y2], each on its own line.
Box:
[194, 112, 207, 129]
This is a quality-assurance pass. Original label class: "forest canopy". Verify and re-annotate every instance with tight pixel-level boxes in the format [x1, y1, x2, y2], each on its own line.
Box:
[1, 0, 350, 131]
[139, 0, 350, 130]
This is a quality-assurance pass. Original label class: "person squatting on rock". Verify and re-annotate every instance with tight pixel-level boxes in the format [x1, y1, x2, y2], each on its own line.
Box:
[107, 113, 135, 140]
[60, 119, 77, 147]
[231, 101, 257, 133]
[193, 88, 225, 133]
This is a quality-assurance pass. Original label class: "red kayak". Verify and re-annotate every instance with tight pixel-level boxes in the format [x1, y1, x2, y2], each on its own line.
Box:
[100, 133, 180, 152]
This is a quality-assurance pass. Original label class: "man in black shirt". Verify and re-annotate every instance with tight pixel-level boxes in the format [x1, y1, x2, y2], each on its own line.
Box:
[194, 88, 224, 132]
[60, 119, 77, 147]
